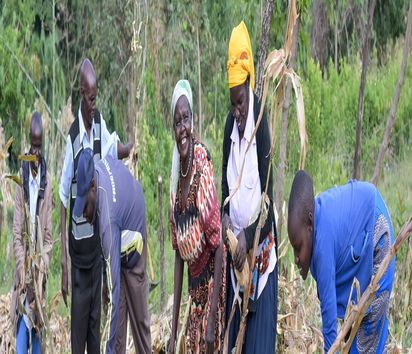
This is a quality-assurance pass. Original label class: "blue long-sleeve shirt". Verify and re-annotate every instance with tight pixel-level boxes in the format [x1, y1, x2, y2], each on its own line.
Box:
[95, 156, 146, 354]
[310, 180, 376, 352]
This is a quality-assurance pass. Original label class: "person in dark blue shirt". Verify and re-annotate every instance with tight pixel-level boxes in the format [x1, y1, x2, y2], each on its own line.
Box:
[287, 170, 395, 353]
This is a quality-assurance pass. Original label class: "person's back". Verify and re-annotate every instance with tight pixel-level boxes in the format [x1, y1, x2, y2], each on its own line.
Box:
[312, 180, 376, 318]
[96, 155, 146, 235]
[288, 171, 396, 353]
[94, 155, 150, 353]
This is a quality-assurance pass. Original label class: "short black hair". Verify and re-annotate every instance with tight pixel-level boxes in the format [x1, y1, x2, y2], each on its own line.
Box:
[30, 111, 42, 133]
[288, 170, 314, 227]
[80, 58, 96, 88]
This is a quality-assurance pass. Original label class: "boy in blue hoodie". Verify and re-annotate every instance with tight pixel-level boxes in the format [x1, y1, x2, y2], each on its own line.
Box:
[287, 170, 395, 353]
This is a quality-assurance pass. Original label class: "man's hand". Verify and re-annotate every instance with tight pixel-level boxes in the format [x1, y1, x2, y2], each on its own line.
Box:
[221, 213, 232, 245]
[61, 253, 68, 307]
[234, 230, 247, 271]
[117, 141, 134, 160]
[60, 203, 68, 307]
[205, 315, 215, 354]
[125, 142, 134, 156]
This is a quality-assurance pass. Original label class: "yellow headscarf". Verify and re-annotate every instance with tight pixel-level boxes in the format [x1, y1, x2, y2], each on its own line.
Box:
[227, 21, 255, 90]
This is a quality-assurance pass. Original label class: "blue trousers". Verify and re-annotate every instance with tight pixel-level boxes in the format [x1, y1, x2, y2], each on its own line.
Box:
[226, 262, 278, 353]
[16, 316, 41, 354]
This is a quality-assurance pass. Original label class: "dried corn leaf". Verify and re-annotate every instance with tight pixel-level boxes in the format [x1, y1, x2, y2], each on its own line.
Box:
[285, 0, 298, 59]
[264, 49, 286, 82]
[176, 295, 191, 353]
[278, 238, 290, 260]
[18, 154, 37, 162]
[285, 70, 307, 169]
[5, 137, 13, 151]
[269, 79, 284, 158]
[4, 174, 22, 186]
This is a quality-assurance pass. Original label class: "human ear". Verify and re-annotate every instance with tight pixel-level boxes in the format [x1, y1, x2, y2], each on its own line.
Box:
[308, 210, 313, 227]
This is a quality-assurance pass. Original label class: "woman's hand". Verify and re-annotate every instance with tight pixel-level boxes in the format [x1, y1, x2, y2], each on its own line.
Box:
[234, 230, 247, 271]
[221, 213, 232, 245]
[205, 315, 216, 354]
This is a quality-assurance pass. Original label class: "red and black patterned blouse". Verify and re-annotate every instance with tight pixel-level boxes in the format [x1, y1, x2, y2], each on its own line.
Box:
[170, 140, 221, 277]
[170, 140, 226, 353]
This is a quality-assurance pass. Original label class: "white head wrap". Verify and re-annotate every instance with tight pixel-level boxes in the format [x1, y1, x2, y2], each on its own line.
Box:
[170, 80, 193, 204]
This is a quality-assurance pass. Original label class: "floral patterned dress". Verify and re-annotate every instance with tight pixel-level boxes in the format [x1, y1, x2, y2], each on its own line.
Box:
[170, 140, 226, 353]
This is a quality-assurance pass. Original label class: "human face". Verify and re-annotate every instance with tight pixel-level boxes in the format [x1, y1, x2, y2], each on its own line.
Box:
[288, 211, 313, 280]
[173, 96, 192, 161]
[81, 76, 97, 128]
[29, 127, 42, 174]
[84, 178, 97, 224]
[230, 80, 249, 139]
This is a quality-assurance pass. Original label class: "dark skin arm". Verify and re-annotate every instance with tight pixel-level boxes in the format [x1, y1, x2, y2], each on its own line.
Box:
[234, 230, 247, 271]
[117, 141, 133, 159]
[221, 212, 233, 245]
[168, 251, 184, 354]
[205, 239, 224, 353]
[60, 202, 68, 307]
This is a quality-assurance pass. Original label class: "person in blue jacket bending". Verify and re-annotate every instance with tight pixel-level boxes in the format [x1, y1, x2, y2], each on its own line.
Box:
[287, 170, 395, 353]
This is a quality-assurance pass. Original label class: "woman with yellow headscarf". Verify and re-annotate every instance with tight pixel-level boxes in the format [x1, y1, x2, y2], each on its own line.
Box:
[221, 21, 278, 353]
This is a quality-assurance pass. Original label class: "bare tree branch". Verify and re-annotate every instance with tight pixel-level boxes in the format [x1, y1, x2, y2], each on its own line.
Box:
[353, 0, 377, 179]
[275, 16, 300, 239]
[255, 0, 275, 100]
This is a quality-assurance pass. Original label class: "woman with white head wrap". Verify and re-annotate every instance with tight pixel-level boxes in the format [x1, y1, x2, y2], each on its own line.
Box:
[170, 79, 193, 204]
[168, 80, 226, 354]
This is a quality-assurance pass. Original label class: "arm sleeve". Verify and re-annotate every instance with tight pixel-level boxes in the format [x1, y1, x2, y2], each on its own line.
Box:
[13, 180, 25, 284]
[99, 191, 121, 354]
[59, 135, 73, 209]
[197, 157, 221, 250]
[100, 115, 119, 160]
[314, 236, 338, 352]
[221, 113, 233, 215]
[244, 110, 274, 250]
[43, 174, 54, 271]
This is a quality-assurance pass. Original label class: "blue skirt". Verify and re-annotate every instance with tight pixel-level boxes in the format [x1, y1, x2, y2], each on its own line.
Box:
[226, 261, 278, 353]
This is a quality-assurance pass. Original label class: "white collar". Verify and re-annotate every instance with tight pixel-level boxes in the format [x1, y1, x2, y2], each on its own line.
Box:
[230, 86, 255, 144]
[78, 104, 96, 142]
[29, 164, 40, 187]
